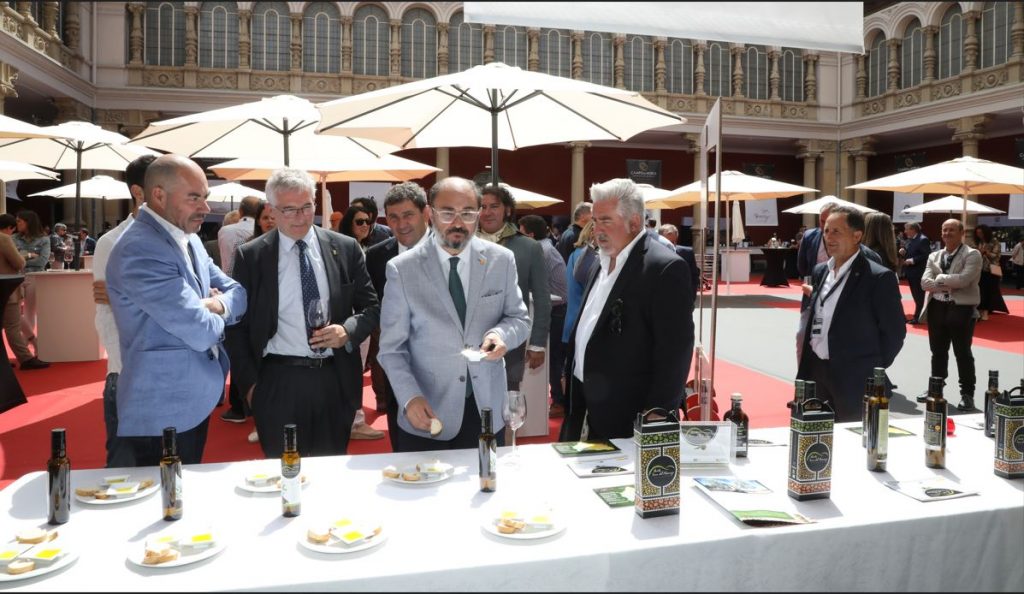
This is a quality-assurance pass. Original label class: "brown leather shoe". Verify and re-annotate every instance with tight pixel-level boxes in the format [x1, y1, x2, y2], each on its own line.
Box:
[350, 423, 385, 440]
[549, 403, 565, 418]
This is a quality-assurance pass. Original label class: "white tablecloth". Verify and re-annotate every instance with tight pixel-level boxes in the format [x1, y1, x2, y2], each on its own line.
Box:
[1, 414, 1020, 591]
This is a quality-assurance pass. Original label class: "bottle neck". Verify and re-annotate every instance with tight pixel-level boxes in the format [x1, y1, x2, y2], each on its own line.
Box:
[51, 431, 66, 458]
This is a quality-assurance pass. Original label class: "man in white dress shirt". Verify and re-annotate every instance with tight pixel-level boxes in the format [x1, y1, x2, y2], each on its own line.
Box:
[218, 195, 262, 278]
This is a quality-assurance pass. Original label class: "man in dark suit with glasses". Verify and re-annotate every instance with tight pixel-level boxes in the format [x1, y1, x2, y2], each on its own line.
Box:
[561, 178, 694, 441]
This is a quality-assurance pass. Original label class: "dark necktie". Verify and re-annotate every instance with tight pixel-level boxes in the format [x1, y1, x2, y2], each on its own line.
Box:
[296, 239, 321, 338]
[448, 256, 466, 327]
[186, 241, 201, 292]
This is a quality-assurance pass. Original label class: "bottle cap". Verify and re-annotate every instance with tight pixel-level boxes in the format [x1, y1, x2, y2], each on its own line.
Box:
[730, 392, 742, 402]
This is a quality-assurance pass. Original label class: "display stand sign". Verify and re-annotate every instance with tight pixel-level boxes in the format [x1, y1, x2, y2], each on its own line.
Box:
[678, 421, 734, 466]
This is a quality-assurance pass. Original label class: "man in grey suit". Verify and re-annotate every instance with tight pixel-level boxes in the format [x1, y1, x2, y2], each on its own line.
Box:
[478, 184, 550, 391]
[378, 177, 531, 452]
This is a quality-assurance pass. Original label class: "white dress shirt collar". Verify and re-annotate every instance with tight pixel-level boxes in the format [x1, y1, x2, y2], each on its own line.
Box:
[434, 230, 472, 297]
[598, 228, 645, 275]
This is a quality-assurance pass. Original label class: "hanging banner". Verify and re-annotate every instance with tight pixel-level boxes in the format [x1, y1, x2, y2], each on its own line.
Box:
[744, 199, 778, 226]
[626, 159, 662, 188]
[892, 192, 923, 223]
[978, 194, 1024, 227]
[894, 152, 926, 172]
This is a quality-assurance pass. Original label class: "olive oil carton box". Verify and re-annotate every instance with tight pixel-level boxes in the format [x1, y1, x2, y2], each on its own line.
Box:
[633, 409, 680, 518]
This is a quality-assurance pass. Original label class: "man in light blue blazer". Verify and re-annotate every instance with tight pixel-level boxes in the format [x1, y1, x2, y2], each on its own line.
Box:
[107, 154, 246, 467]
[378, 177, 531, 452]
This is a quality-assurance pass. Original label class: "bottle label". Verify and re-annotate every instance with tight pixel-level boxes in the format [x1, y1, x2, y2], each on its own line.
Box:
[281, 463, 301, 513]
[877, 409, 888, 457]
[924, 410, 944, 450]
[735, 424, 748, 455]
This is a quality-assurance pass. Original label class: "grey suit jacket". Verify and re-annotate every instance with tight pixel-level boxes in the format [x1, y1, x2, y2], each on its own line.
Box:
[378, 234, 531, 440]
[920, 244, 982, 322]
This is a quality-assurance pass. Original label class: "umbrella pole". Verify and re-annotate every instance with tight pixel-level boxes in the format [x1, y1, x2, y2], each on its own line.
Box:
[74, 145, 83, 270]
[283, 117, 290, 167]
[320, 174, 330, 230]
[490, 97, 499, 186]
[725, 198, 732, 296]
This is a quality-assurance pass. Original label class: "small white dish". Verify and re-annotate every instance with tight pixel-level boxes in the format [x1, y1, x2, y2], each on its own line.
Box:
[237, 474, 310, 494]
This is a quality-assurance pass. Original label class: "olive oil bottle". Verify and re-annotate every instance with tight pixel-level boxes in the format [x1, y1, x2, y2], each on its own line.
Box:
[479, 408, 497, 492]
[281, 424, 301, 517]
[160, 427, 182, 521]
[47, 428, 70, 525]
[984, 370, 999, 438]
[866, 368, 889, 472]
[924, 376, 947, 469]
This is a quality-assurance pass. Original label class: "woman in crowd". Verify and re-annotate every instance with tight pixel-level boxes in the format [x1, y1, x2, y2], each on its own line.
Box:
[12, 210, 50, 351]
[863, 212, 900, 274]
[339, 204, 374, 251]
[563, 220, 597, 346]
[252, 201, 275, 239]
[972, 224, 1008, 321]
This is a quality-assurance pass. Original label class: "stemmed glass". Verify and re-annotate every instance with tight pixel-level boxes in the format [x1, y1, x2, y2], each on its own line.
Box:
[306, 298, 330, 356]
[502, 391, 527, 467]
[62, 238, 74, 269]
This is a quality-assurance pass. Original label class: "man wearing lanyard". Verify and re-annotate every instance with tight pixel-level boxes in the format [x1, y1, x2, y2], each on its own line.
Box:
[796, 205, 906, 422]
[919, 218, 982, 411]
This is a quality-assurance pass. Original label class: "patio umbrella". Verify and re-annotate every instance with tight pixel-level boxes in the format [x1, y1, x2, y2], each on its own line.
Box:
[648, 171, 817, 208]
[206, 182, 266, 206]
[900, 195, 1005, 216]
[0, 121, 156, 231]
[0, 160, 58, 182]
[499, 183, 564, 210]
[0, 114, 60, 140]
[637, 183, 674, 207]
[29, 175, 131, 200]
[315, 61, 685, 186]
[781, 195, 877, 215]
[847, 156, 1024, 223]
[731, 199, 746, 245]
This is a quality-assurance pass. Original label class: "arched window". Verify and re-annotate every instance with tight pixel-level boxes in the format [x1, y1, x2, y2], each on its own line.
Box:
[251, 2, 290, 71]
[538, 28, 571, 78]
[145, 1, 185, 66]
[742, 45, 768, 99]
[448, 11, 482, 73]
[199, 2, 238, 69]
[938, 6, 964, 79]
[401, 8, 436, 78]
[623, 34, 654, 92]
[581, 31, 613, 86]
[866, 35, 886, 97]
[779, 48, 804, 101]
[980, 1, 1012, 68]
[353, 4, 390, 76]
[303, 2, 340, 73]
[900, 20, 923, 88]
[665, 38, 693, 94]
[494, 25, 528, 68]
[704, 41, 731, 97]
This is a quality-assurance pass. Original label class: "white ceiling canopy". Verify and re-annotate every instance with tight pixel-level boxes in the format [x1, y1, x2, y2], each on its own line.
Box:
[464, 2, 865, 54]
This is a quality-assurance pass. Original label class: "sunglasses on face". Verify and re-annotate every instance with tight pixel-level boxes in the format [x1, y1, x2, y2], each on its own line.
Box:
[354, 219, 372, 227]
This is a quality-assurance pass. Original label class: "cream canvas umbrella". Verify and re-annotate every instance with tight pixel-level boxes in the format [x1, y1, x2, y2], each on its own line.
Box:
[900, 195, 1005, 216]
[0, 114, 60, 140]
[781, 195, 877, 215]
[206, 182, 266, 205]
[648, 170, 817, 208]
[315, 61, 684, 186]
[0, 160, 58, 182]
[29, 174, 131, 200]
[847, 156, 1024, 224]
[0, 121, 156, 231]
[499, 183, 564, 210]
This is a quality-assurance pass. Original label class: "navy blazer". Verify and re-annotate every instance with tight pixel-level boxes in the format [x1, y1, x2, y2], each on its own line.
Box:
[796, 252, 906, 421]
[365, 236, 399, 299]
[673, 244, 700, 303]
[796, 227, 823, 278]
[903, 234, 931, 273]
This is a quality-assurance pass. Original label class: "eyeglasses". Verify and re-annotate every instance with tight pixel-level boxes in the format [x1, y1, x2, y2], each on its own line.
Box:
[275, 203, 315, 218]
[353, 219, 372, 227]
[433, 209, 480, 224]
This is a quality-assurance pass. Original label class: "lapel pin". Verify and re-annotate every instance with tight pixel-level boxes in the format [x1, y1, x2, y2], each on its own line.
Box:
[478, 256, 486, 265]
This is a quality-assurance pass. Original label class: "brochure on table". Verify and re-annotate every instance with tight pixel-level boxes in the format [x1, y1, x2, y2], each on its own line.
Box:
[883, 477, 980, 502]
[679, 422, 734, 465]
[692, 476, 814, 527]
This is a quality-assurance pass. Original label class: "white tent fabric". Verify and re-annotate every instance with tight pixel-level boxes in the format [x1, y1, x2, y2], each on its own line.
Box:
[464, 2, 864, 54]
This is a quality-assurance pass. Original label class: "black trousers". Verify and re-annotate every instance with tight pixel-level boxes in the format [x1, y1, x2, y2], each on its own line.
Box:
[802, 352, 857, 422]
[927, 300, 976, 398]
[107, 416, 210, 468]
[906, 269, 925, 321]
[252, 358, 354, 458]
[394, 393, 505, 453]
[548, 305, 568, 406]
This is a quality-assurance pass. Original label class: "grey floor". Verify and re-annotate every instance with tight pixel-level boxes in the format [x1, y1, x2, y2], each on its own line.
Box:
[696, 288, 1023, 421]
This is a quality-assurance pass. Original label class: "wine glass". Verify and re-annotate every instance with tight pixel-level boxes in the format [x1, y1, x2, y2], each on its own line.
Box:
[62, 238, 74, 269]
[306, 298, 330, 356]
[502, 391, 527, 467]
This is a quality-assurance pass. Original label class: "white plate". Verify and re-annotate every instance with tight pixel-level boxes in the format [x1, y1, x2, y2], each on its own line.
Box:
[237, 475, 311, 494]
[299, 528, 388, 555]
[74, 482, 159, 506]
[0, 549, 79, 582]
[482, 518, 567, 540]
[382, 465, 452, 486]
[127, 541, 226, 569]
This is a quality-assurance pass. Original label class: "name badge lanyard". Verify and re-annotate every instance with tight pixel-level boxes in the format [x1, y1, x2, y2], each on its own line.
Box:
[811, 267, 850, 337]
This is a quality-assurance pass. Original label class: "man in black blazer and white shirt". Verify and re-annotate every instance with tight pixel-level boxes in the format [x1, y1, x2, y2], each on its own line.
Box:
[225, 168, 380, 457]
[796, 205, 907, 422]
[365, 182, 431, 450]
[900, 222, 931, 324]
[561, 179, 694, 441]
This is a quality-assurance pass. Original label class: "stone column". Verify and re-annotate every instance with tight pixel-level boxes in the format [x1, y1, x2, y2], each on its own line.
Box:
[922, 25, 937, 82]
[436, 147, 449, 180]
[238, 9, 251, 69]
[15, 2, 31, 20]
[768, 49, 780, 100]
[948, 114, 989, 229]
[886, 38, 900, 92]
[847, 137, 876, 206]
[570, 142, 589, 211]
[731, 44, 744, 97]
[1013, 1, 1024, 59]
[184, 5, 198, 68]
[527, 28, 539, 71]
[291, 14, 304, 72]
[694, 42, 706, 95]
[483, 25, 494, 64]
[437, 22, 449, 75]
[963, 11, 980, 73]
[796, 143, 820, 229]
[0, 62, 17, 114]
[128, 3, 144, 65]
[613, 36, 625, 89]
[802, 54, 818, 103]
[341, 16, 352, 72]
[62, 1, 80, 52]
[53, 96, 91, 124]
[654, 39, 666, 93]
[42, 1, 58, 37]
[684, 133, 704, 250]
[855, 53, 867, 99]
[390, 19, 401, 76]
[571, 31, 583, 79]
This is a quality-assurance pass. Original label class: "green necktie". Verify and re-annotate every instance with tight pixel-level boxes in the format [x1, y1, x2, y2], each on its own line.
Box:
[449, 256, 467, 327]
